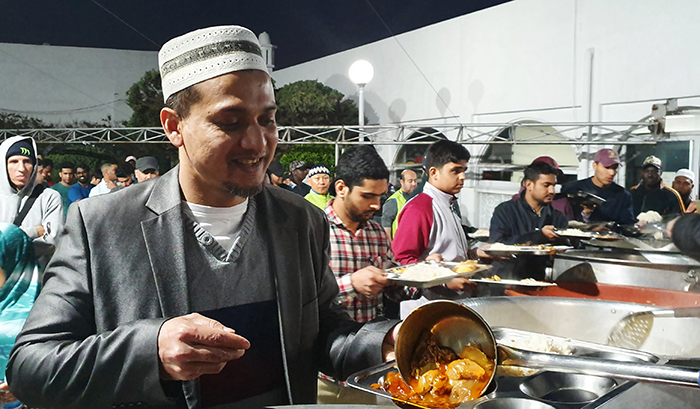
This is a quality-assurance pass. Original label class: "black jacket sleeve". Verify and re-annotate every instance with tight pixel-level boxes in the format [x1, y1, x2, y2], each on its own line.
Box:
[672, 214, 700, 259]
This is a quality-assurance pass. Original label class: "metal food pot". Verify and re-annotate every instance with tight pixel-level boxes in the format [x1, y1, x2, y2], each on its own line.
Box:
[395, 300, 700, 399]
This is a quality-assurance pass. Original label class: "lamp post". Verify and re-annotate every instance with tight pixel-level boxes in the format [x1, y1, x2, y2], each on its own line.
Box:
[348, 60, 374, 142]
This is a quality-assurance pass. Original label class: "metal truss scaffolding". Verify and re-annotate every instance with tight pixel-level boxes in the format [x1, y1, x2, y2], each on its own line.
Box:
[0, 121, 663, 146]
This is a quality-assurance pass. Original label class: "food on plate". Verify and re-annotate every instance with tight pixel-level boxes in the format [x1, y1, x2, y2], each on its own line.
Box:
[555, 228, 592, 237]
[452, 260, 479, 274]
[482, 275, 501, 282]
[469, 228, 490, 238]
[392, 263, 455, 282]
[498, 334, 573, 376]
[637, 210, 662, 223]
[488, 243, 556, 252]
[488, 243, 522, 251]
[372, 332, 495, 408]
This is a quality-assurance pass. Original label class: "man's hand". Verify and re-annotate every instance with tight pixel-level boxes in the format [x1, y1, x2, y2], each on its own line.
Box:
[158, 313, 250, 381]
[476, 248, 491, 260]
[581, 204, 596, 216]
[351, 266, 389, 296]
[445, 277, 478, 291]
[382, 322, 401, 361]
[35, 225, 45, 238]
[686, 202, 697, 213]
[0, 382, 17, 404]
[425, 253, 443, 262]
[667, 216, 680, 239]
[541, 225, 558, 240]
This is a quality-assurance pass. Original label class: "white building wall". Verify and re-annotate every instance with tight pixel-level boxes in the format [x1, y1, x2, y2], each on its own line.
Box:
[272, 0, 700, 226]
[0, 43, 158, 125]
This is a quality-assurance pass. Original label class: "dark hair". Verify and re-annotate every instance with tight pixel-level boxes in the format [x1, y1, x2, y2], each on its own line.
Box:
[423, 140, 470, 170]
[523, 162, 557, 184]
[42, 158, 54, 168]
[59, 163, 74, 171]
[335, 145, 389, 190]
[115, 162, 135, 178]
[75, 164, 88, 171]
[165, 85, 201, 119]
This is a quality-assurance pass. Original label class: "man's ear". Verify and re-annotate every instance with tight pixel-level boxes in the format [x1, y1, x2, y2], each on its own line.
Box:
[161, 107, 184, 148]
[428, 166, 438, 181]
[335, 179, 348, 197]
[524, 179, 534, 191]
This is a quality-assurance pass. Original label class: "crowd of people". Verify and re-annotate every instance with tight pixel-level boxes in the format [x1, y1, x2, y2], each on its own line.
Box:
[0, 23, 698, 409]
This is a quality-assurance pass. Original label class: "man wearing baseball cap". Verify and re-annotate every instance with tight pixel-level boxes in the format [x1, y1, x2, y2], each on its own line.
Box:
[630, 155, 684, 216]
[134, 156, 160, 183]
[561, 148, 636, 225]
[672, 169, 695, 210]
[289, 160, 311, 196]
[8, 25, 398, 408]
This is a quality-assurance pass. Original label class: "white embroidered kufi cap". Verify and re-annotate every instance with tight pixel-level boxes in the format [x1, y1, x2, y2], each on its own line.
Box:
[159, 25, 269, 103]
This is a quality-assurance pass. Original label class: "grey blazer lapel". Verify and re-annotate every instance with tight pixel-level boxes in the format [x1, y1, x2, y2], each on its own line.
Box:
[141, 167, 191, 318]
[140, 168, 200, 408]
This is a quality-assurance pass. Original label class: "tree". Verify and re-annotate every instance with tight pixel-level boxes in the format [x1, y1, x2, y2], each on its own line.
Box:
[0, 112, 46, 129]
[279, 143, 335, 176]
[126, 69, 163, 127]
[275, 80, 358, 126]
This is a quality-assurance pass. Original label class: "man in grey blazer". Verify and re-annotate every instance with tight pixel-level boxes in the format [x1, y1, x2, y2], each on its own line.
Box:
[7, 25, 398, 409]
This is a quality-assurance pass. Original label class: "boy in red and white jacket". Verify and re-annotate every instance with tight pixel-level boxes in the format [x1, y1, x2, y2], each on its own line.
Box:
[393, 140, 477, 292]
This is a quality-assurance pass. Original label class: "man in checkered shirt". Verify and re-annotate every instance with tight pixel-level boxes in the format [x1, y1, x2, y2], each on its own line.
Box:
[318, 145, 416, 404]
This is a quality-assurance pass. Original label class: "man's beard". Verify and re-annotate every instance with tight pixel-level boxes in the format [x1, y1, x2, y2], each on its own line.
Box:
[223, 182, 264, 198]
[345, 199, 374, 224]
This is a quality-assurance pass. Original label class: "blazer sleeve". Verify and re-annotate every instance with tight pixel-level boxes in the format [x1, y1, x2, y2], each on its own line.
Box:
[7, 204, 174, 409]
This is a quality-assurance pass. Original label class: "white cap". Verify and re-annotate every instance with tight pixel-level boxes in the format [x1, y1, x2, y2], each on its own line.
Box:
[159, 25, 269, 103]
[676, 168, 695, 184]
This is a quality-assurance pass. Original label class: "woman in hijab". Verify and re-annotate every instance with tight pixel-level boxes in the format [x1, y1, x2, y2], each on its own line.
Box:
[0, 223, 40, 407]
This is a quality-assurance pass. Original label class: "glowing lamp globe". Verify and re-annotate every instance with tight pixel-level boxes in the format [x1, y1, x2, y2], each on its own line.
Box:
[348, 60, 374, 86]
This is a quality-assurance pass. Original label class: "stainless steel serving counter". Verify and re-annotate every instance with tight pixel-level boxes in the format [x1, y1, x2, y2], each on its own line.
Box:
[552, 250, 700, 291]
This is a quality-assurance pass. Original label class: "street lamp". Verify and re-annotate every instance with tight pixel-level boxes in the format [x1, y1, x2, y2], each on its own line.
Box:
[348, 60, 374, 141]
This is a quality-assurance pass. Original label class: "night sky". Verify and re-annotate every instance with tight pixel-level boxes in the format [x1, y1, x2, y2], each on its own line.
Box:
[1, 0, 509, 69]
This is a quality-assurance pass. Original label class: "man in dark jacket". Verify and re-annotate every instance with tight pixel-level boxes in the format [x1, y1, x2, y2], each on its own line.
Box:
[489, 161, 568, 280]
[561, 148, 636, 226]
[630, 155, 684, 217]
[7, 25, 397, 409]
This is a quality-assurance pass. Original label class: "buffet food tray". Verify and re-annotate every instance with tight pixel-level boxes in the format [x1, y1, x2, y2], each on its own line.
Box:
[347, 328, 659, 409]
[385, 261, 492, 288]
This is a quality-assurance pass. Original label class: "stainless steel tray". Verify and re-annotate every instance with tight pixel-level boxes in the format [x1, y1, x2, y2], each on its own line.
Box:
[347, 328, 660, 409]
[483, 246, 572, 257]
[385, 261, 492, 288]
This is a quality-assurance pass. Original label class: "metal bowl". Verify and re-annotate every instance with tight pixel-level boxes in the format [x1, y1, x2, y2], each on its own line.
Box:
[395, 300, 497, 396]
[474, 397, 556, 409]
[520, 372, 617, 406]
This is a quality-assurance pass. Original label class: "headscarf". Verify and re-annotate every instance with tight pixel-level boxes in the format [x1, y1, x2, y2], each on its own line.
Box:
[0, 223, 40, 381]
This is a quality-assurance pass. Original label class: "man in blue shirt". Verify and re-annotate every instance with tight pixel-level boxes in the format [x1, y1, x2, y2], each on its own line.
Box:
[67, 164, 92, 204]
[561, 149, 636, 226]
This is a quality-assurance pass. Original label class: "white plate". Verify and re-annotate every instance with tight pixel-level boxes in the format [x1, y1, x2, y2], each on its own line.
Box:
[469, 278, 557, 287]
[385, 262, 492, 288]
